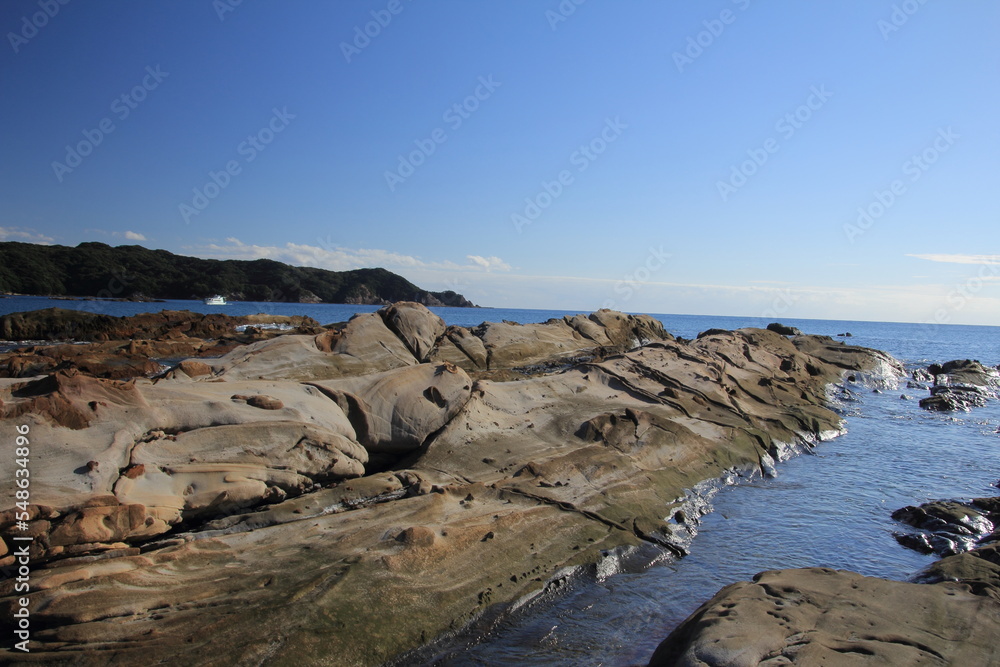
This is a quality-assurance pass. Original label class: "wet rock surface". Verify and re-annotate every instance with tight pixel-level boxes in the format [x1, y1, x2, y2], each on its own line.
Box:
[0, 304, 902, 665]
[915, 359, 1000, 412]
[893, 496, 999, 556]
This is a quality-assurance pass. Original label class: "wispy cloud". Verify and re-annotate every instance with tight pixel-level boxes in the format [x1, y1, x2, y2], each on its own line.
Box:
[183, 238, 513, 274]
[0, 226, 54, 244]
[907, 253, 1000, 265]
[466, 255, 511, 271]
[82, 229, 149, 242]
[175, 239, 1000, 324]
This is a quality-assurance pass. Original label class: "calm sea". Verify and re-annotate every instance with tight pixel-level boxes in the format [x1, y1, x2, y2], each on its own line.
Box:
[3, 296, 999, 665]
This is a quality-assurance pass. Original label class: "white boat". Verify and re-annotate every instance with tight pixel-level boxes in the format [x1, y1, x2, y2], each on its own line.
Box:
[204, 295, 227, 305]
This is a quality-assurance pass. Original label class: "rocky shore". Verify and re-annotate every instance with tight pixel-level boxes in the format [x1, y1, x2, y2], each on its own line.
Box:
[648, 359, 1000, 667]
[0, 304, 903, 665]
[0, 308, 322, 380]
[649, 485, 1000, 667]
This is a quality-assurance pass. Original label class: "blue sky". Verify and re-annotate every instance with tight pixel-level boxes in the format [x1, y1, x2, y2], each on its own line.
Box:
[1, 1, 998, 324]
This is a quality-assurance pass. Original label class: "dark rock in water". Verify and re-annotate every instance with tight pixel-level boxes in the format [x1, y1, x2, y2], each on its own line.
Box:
[836, 332, 852, 337]
[913, 359, 1000, 411]
[894, 531, 935, 553]
[907, 379, 927, 389]
[940, 359, 998, 387]
[766, 322, 803, 336]
[919, 385, 990, 412]
[917, 360, 999, 395]
[907, 492, 1000, 595]
[892, 498, 998, 557]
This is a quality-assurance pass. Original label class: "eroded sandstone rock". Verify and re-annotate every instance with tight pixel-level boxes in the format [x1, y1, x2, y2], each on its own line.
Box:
[213, 303, 674, 382]
[648, 567, 1000, 666]
[309, 362, 473, 456]
[0, 310, 903, 666]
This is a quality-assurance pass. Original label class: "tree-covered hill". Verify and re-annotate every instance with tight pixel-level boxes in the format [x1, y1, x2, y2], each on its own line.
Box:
[0, 242, 477, 307]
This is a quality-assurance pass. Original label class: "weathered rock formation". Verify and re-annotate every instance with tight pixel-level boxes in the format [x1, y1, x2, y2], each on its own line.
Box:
[648, 567, 1000, 666]
[0, 308, 318, 342]
[916, 359, 1000, 411]
[894, 495, 1000, 556]
[0, 309, 321, 380]
[212, 303, 669, 382]
[766, 322, 802, 336]
[0, 304, 902, 665]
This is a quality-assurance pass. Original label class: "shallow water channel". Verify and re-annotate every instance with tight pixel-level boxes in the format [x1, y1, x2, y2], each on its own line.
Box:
[414, 378, 1000, 666]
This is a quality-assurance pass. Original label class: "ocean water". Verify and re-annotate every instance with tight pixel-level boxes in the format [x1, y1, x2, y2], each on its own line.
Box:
[3, 296, 999, 665]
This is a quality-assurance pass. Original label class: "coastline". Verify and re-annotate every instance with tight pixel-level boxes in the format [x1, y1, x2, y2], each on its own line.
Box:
[3, 304, 1000, 664]
[0, 302, 909, 664]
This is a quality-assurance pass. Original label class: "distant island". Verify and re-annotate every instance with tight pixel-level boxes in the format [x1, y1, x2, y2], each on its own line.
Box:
[0, 241, 478, 307]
